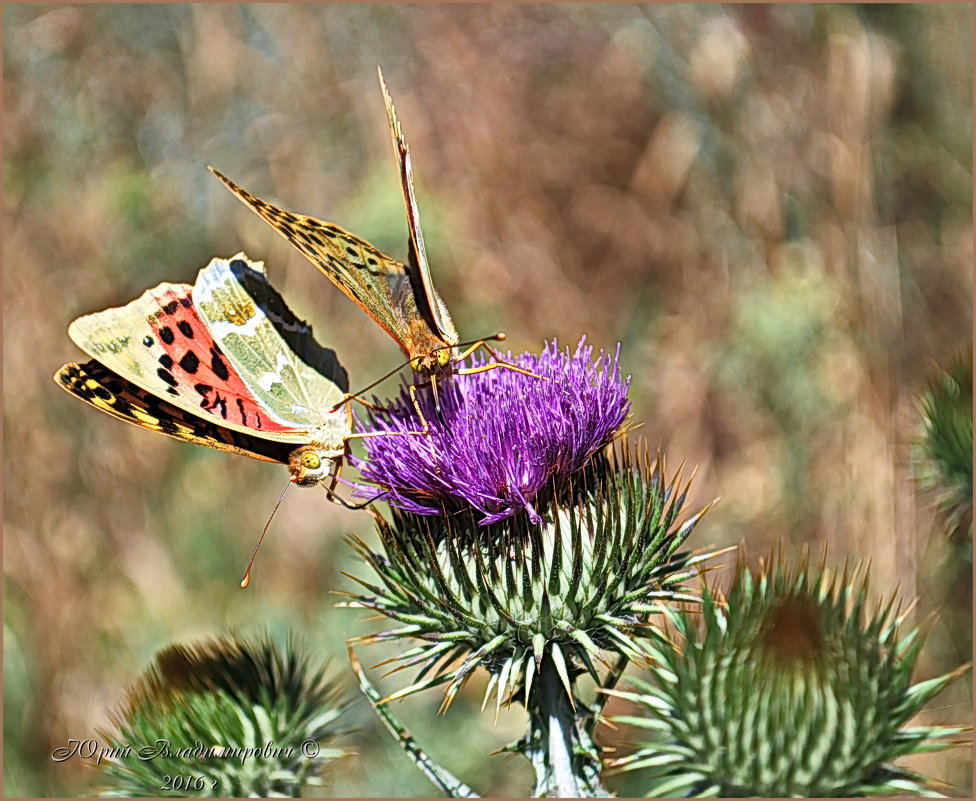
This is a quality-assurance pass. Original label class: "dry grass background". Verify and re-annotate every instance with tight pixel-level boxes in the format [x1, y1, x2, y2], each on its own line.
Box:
[3, 4, 971, 797]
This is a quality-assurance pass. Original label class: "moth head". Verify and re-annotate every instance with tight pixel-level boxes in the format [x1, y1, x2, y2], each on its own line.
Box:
[288, 445, 342, 486]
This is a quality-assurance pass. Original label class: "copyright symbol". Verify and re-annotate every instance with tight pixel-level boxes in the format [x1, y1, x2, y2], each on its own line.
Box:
[301, 740, 320, 759]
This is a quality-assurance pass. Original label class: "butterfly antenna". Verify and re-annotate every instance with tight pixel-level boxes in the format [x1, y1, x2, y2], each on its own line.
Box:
[430, 332, 508, 360]
[332, 333, 508, 414]
[459, 331, 507, 350]
[240, 482, 291, 588]
[329, 358, 414, 413]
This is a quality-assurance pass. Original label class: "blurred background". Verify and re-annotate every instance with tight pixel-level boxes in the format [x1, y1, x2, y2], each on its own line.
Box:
[4, 4, 971, 796]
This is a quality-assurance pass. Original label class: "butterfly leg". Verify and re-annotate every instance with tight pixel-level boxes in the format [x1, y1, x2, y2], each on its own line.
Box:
[345, 429, 429, 442]
[324, 486, 389, 511]
[454, 341, 548, 381]
[318, 405, 423, 509]
[336, 393, 429, 440]
[456, 360, 547, 381]
[330, 392, 393, 416]
[327, 452, 344, 496]
[332, 385, 434, 436]
[319, 450, 392, 510]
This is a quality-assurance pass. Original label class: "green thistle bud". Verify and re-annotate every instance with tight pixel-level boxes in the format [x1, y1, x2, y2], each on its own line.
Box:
[610, 554, 970, 797]
[98, 633, 349, 798]
[343, 443, 718, 711]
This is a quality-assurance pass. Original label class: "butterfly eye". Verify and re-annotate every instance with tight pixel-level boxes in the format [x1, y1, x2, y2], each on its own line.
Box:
[409, 357, 424, 373]
[436, 348, 452, 368]
[288, 446, 337, 487]
[301, 451, 322, 470]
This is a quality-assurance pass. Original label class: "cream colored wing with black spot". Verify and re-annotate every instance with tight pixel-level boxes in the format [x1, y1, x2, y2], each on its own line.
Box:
[64, 254, 348, 446]
[192, 253, 348, 443]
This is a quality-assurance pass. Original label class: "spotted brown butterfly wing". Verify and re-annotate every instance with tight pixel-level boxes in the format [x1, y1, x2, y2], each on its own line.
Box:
[209, 71, 459, 376]
[56, 253, 350, 485]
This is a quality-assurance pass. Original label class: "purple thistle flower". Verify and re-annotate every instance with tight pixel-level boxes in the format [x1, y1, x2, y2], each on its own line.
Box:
[352, 338, 631, 525]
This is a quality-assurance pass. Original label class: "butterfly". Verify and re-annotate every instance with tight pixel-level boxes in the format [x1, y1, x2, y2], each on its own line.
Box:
[208, 68, 539, 429]
[55, 253, 360, 495]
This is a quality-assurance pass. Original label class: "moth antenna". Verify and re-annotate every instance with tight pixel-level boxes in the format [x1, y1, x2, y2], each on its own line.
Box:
[240, 482, 291, 588]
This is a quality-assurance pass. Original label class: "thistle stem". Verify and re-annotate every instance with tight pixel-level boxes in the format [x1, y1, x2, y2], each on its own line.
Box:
[544, 665, 579, 798]
[523, 656, 609, 798]
[349, 648, 479, 798]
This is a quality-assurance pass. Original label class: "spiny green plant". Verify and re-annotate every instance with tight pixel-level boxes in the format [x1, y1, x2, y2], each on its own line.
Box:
[345, 424, 722, 796]
[608, 554, 970, 798]
[917, 352, 973, 540]
[97, 633, 350, 798]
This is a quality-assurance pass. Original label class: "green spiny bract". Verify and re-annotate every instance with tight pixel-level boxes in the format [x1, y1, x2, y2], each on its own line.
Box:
[916, 353, 973, 540]
[610, 555, 969, 798]
[343, 443, 719, 712]
[98, 633, 349, 798]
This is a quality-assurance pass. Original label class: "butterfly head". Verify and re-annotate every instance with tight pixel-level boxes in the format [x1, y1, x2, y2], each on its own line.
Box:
[410, 346, 455, 377]
[288, 444, 344, 486]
